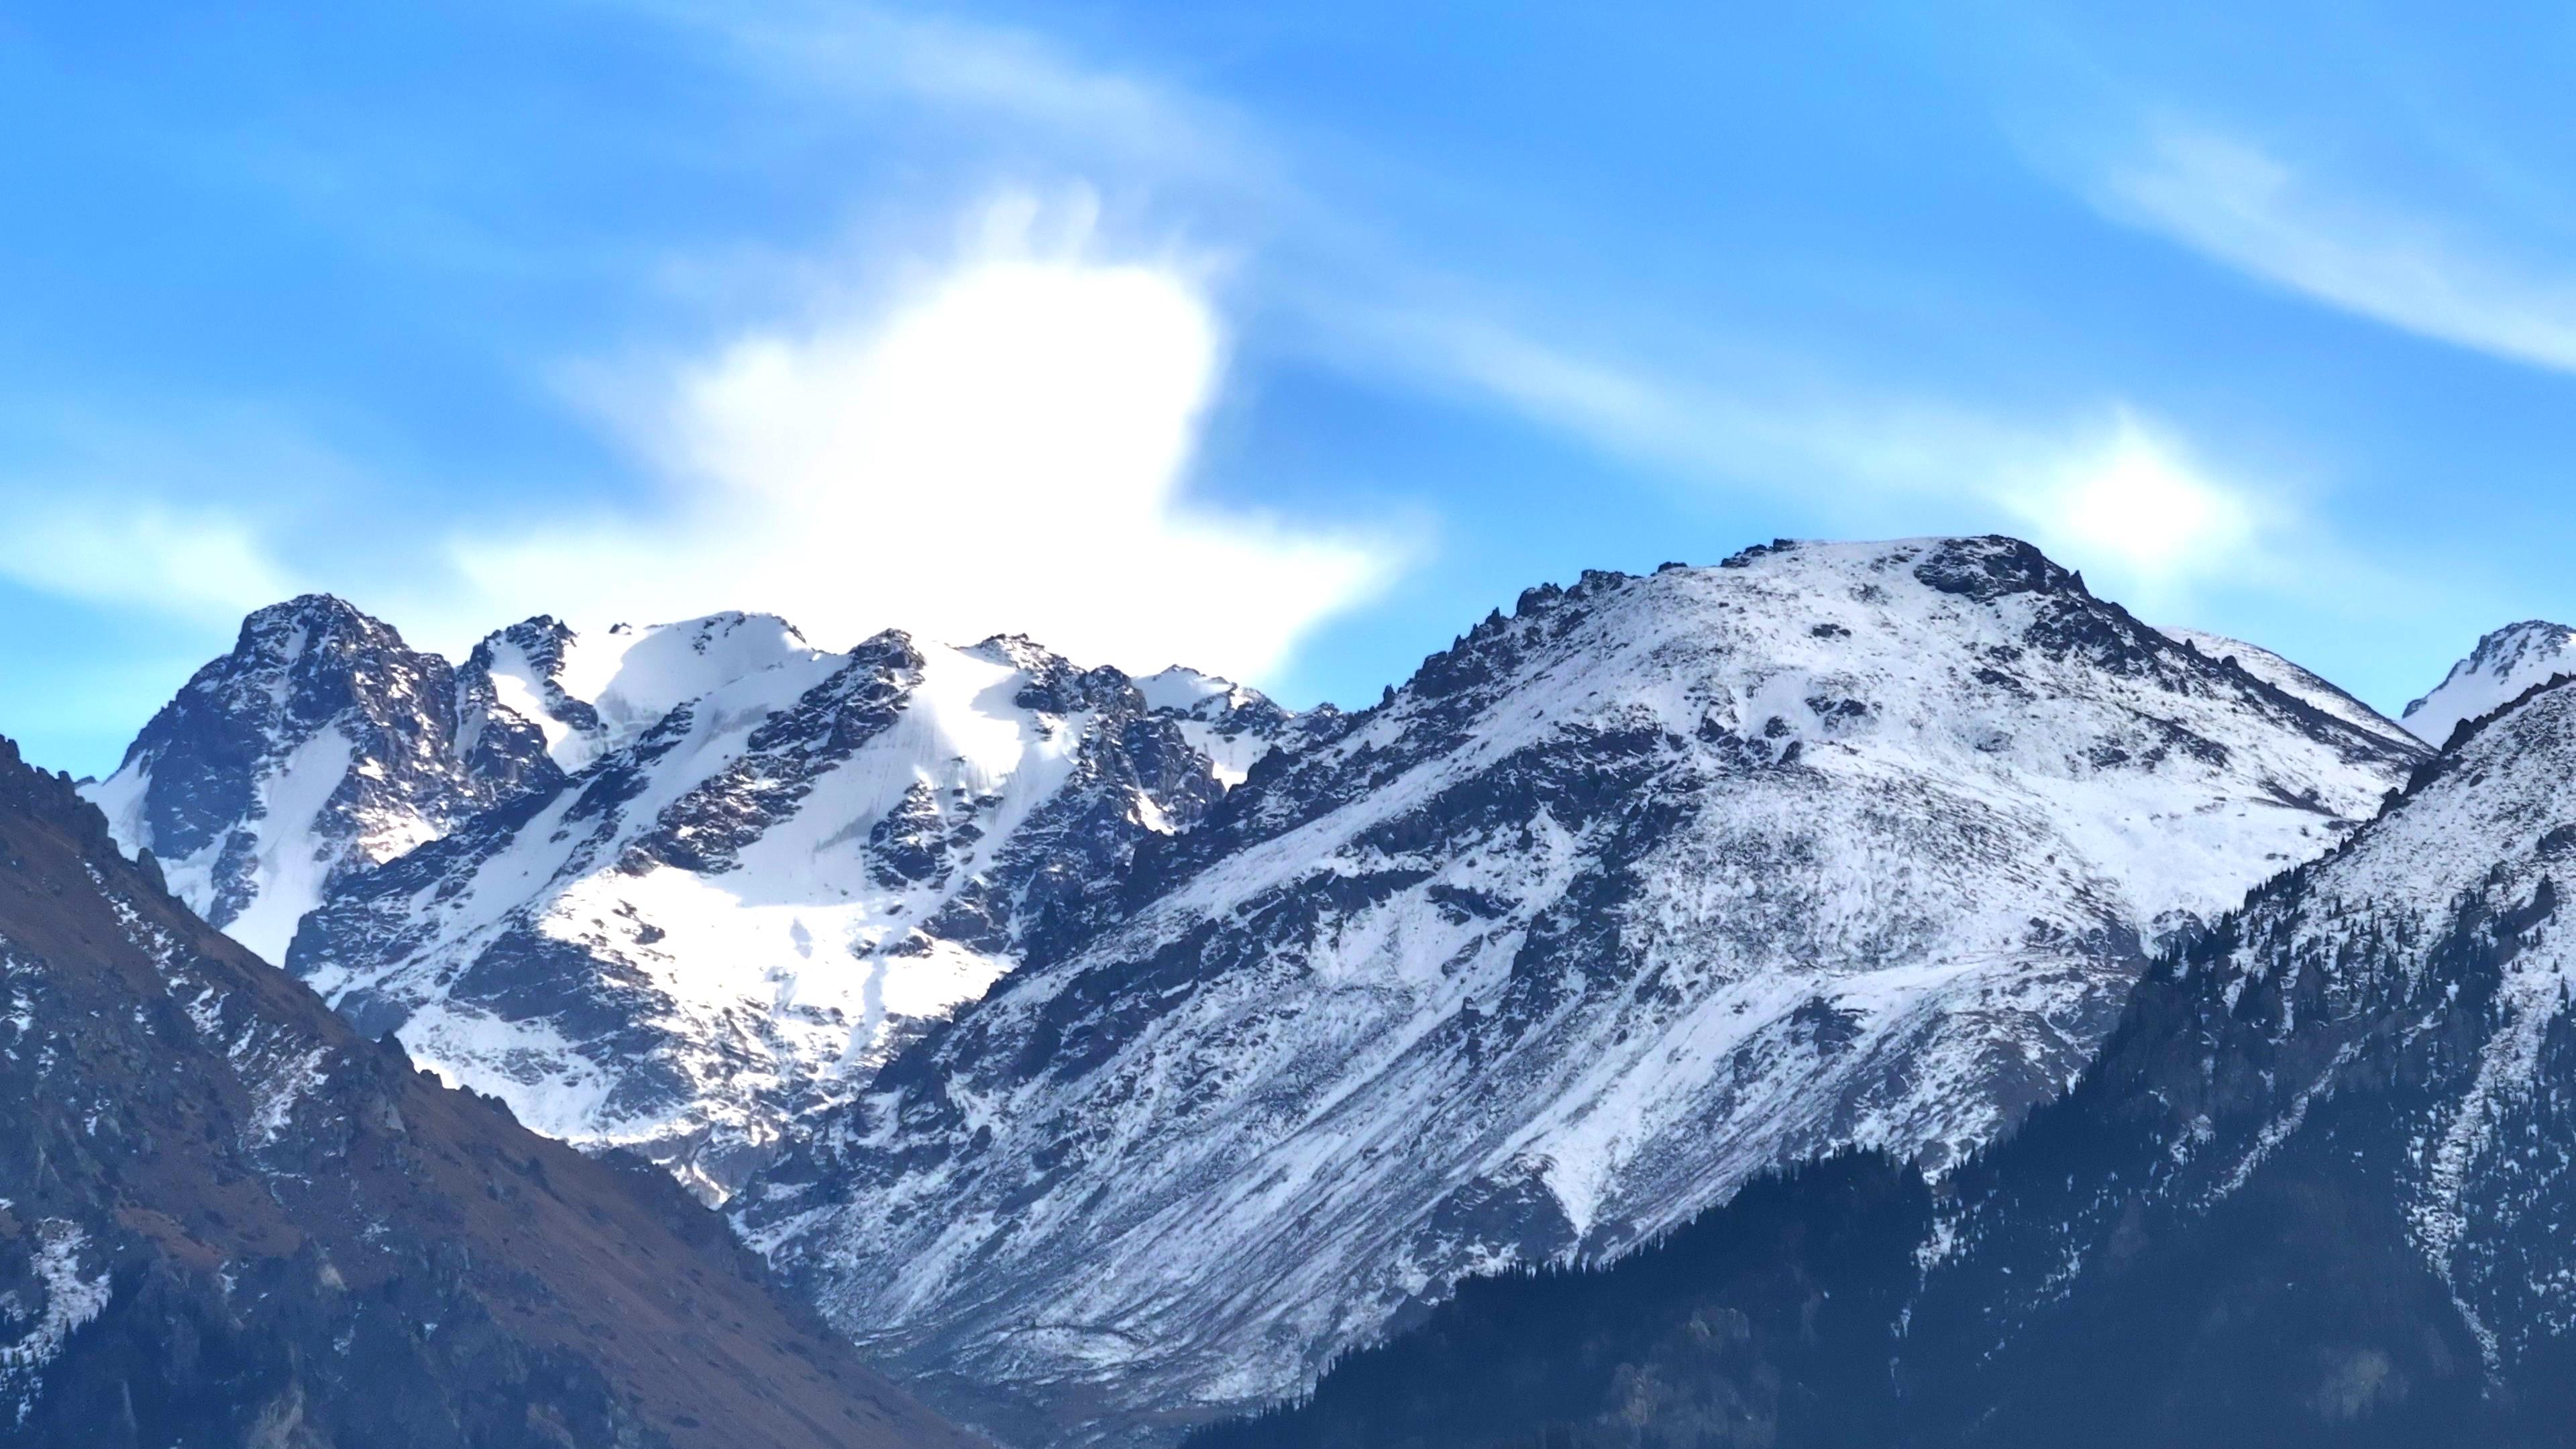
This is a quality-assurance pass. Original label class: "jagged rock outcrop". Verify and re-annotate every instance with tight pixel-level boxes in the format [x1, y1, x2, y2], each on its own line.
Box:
[81, 596, 560, 961]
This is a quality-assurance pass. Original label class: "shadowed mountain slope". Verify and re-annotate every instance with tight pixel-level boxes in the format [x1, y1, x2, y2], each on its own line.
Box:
[0, 737, 976, 1449]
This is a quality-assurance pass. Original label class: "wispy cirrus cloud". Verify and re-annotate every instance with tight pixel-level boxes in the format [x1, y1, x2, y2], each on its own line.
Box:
[624, 0, 1266, 186]
[0, 502, 299, 622]
[2097, 123, 2576, 374]
[1321, 292, 2275, 606]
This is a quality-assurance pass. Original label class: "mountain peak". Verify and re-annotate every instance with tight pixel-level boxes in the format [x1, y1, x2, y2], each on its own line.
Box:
[2402, 618, 2576, 746]
[741, 535, 2425, 1443]
[964, 631, 1073, 677]
[1220, 615, 2576, 1449]
[464, 610, 830, 771]
[240, 588, 378, 628]
[83, 595, 561, 960]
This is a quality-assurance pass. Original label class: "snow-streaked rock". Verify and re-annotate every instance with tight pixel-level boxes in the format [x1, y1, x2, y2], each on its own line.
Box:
[288, 628, 1295, 1199]
[0, 734, 978, 1449]
[2159, 626, 2419, 752]
[739, 537, 2430, 1447]
[80, 596, 560, 962]
[2400, 619, 2576, 746]
[1198, 671, 2576, 1449]
[468, 610, 828, 773]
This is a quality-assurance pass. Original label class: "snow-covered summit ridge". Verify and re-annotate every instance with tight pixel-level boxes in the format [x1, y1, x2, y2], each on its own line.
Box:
[467, 610, 826, 772]
[88, 590, 1289, 976]
[2402, 619, 2576, 747]
[742, 535, 2429, 1446]
[278, 617, 1293, 1199]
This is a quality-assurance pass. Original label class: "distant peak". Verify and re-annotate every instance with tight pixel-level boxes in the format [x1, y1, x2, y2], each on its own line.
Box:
[1136, 665, 1276, 718]
[673, 610, 807, 645]
[2463, 619, 2576, 667]
[2401, 619, 2576, 746]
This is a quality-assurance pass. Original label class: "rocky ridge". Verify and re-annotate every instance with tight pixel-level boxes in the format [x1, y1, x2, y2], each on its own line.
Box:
[2401, 619, 2576, 745]
[275, 621, 1297, 1199]
[1197, 661, 2576, 1449]
[738, 536, 2430, 1446]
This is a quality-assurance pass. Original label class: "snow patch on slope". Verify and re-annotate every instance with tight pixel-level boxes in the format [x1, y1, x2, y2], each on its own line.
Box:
[292, 629, 1278, 1199]
[0, 1221, 111, 1426]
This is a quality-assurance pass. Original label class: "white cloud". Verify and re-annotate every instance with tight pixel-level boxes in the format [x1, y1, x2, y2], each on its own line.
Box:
[2100, 125, 2576, 373]
[0, 502, 299, 621]
[1996, 415, 2259, 590]
[438, 202, 1400, 681]
[1335, 297, 2270, 591]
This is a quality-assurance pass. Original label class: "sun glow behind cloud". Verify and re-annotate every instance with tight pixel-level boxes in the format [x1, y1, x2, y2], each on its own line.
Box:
[2004, 416, 2258, 591]
[441, 205, 1401, 681]
[1336, 294, 2274, 604]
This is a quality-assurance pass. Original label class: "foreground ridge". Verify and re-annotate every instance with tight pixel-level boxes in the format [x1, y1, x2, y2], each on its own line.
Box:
[0, 737, 977, 1449]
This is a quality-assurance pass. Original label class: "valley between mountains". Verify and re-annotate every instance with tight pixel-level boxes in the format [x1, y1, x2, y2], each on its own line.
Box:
[22, 533, 2569, 1446]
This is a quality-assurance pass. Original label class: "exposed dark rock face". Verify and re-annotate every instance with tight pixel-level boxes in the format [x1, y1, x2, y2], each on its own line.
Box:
[0, 735, 978, 1449]
[737, 537, 2428, 1447]
[1189, 672, 2576, 1449]
[80, 596, 561, 961]
[284, 628, 1293, 1201]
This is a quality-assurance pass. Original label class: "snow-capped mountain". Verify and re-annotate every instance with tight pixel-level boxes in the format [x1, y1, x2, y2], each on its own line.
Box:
[466, 610, 831, 772]
[81, 596, 562, 961]
[286, 623, 1297, 1198]
[1205, 658, 2576, 1449]
[2159, 627, 2422, 753]
[0, 734, 973, 1449]
[2400, 618, 2576, 745]
[738, 537, 2429, 1446]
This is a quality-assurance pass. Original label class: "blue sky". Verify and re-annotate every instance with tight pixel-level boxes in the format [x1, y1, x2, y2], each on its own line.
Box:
[7, 2, 2576, 775]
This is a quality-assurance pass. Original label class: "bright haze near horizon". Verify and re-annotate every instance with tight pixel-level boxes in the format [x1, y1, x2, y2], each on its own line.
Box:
[5, 2, 2573, 777]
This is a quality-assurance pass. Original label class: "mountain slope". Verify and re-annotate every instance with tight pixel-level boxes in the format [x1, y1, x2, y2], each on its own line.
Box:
[81, 596, 561, 961]
[287, 627, 1293, 1198]
[2401, 619, 2576, 745]
[1198, 666, 2576, 1449]
[0, 736, 977, 1449]
[2159, 626, 2419, 752]
[739, 537, 2428, 1446]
